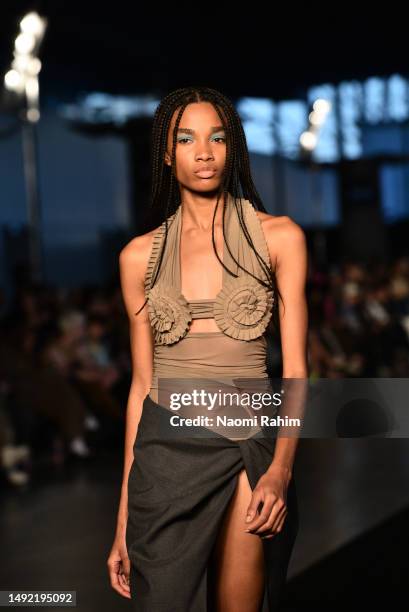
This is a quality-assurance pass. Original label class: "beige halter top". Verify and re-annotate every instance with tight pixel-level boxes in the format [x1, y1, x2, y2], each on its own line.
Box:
[145, 193, 275, 438]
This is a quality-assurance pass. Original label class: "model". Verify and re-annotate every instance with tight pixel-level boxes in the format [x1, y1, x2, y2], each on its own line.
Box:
[107, 85, 308, 611]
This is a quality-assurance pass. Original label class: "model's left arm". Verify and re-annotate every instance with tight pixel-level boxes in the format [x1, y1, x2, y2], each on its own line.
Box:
[244, 215, 308, 537]
[266, 215, 308, 478]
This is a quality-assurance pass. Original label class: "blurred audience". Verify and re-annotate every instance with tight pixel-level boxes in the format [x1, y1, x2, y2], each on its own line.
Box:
[1, 255, 409, 487]
[307, 257, 409, 378]
[0, 283, 131, 488]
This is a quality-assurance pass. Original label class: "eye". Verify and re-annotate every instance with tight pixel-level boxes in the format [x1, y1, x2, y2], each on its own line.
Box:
[177, 137, 192, 144]
[213, 136, 226, 143]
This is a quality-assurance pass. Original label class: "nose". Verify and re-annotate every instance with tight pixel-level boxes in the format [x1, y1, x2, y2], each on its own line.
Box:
[195, 139, 215, 160]
[196, 150, 214, 161]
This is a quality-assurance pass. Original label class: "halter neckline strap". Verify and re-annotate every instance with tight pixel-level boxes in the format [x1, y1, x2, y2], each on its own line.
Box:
[144, 192, 275, 344]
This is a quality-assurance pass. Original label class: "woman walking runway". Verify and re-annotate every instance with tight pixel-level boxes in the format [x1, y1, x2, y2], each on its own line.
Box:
[108, 86, 308, 611]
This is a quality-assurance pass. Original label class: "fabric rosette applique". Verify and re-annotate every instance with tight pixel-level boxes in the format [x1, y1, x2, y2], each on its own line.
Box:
[147, 285, 192, 345]
[214, 274, 274, 340]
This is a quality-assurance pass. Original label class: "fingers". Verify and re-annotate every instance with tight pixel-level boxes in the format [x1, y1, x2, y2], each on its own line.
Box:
[244, 492, 279, 534]
[256, 500, 287, 535]
[260, 506, 288, 539]
[107, 553, 132, 599]
[244, 488, 263, 526]
[244, 491, 287, 538]
[118, 571, 131, 594]
[121, 556, 131, 592]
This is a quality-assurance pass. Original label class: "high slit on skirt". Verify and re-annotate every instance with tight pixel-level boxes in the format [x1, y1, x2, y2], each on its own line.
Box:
[126, 393, 299, 611]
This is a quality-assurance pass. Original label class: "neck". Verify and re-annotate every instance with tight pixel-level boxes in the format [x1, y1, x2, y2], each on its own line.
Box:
[179, 190, 230, 232]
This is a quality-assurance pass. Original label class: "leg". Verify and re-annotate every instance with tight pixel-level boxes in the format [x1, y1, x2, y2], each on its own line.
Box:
[209, 468, 265, 612]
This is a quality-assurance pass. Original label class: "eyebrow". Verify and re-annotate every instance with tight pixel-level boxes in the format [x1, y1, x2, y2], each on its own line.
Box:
[177, 126, 226, 134]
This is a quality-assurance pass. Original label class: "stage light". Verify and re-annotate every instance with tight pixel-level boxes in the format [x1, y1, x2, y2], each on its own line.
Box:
[20, 12, 46, 37]
[12, 54, 30, 72]
[2, 11, 48, 284]
[3, 11, 47, 122]
[15, 32, 36, 55]
[27, 57, 42, 75]
[313, 98, 331, 114]
[300, 131, 317, 150]
[300, 97, 331, 156]
[4, 69, 23, 91]
[309, 111, 324, 126]
[25, 76, 39, 98]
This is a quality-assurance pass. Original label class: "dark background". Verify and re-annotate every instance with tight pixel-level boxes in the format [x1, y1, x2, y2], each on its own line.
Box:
[0, 2, 405, 100]
[0, 4, 408, 611]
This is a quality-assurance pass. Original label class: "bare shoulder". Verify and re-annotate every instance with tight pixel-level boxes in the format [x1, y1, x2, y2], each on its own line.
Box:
[118, 225, 162, 319]
[256, 211, 307, 272]
[119, 225, 161, 275]
[255, 210, 306, 263]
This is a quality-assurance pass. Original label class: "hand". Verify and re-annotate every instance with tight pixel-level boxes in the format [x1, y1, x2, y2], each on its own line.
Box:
[107, 532, 131, 599]
[243, 465, 292, 540]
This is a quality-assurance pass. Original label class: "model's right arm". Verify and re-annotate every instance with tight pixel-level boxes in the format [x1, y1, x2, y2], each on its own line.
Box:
[116, 232, 155, 532]
[108, 230, 155, 598]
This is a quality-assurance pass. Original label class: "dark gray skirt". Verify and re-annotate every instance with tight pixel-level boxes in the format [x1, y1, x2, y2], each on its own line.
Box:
[126, 393, 299, 611]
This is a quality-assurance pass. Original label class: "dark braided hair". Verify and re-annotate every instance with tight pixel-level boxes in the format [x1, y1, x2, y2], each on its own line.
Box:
[134, 86, 283, 333]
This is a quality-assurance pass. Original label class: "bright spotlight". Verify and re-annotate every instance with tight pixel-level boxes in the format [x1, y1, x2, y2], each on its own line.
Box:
[15, 32, 36, 55]
[300, 131, 317, 150]
[3, 11, 47, 122]
[20, 12, 46, 37]
[2, 10, 48, 285]
[27, 57, 42, 75]
[313, 98, 331, 114]
[309, 111, 326, 126]
[4, 69, 23, 91]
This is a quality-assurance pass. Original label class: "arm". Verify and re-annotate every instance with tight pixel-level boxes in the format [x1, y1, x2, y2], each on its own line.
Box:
[244, 215, 308, 538]
[116, 235, 155, 536]
[107, 230, 156, 598]
[266, 216, 308, 478]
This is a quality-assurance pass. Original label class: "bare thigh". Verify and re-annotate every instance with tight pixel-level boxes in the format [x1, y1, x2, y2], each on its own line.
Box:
[209, 468, 265, 612]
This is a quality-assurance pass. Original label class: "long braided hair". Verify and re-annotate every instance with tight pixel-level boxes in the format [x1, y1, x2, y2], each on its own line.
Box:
[134, 86, 283, 333]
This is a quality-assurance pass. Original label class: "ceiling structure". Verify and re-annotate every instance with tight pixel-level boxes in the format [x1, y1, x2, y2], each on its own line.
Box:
[0, 2, 405, 103]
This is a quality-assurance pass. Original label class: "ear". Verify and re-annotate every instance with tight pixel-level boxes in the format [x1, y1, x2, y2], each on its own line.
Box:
[164, 151, 171, 166]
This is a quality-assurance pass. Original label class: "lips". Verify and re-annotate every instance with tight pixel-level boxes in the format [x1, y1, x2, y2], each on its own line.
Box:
[195, 167, 217, 178]
[196, 170, 216, 178]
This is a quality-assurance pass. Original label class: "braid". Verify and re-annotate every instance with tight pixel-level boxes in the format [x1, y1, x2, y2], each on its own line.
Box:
[134, 86, 283, 332]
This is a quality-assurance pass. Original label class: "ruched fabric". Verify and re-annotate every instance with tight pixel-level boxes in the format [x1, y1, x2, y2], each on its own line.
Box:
[145, 193, 276, 401]
[144, 192, 275, 345]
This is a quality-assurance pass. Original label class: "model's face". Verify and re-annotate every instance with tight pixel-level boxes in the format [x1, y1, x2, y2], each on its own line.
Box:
[164, 101, 227, 193]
